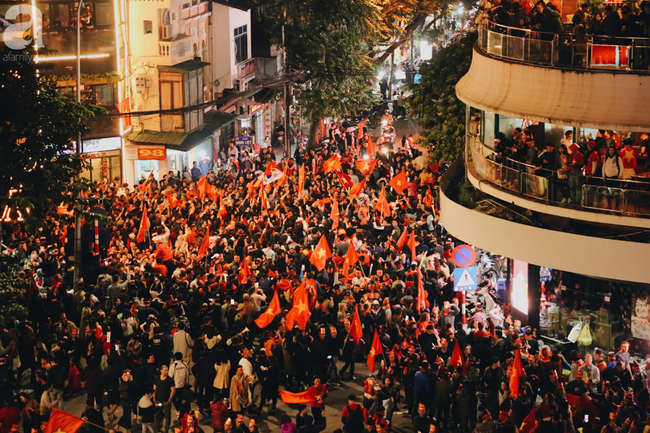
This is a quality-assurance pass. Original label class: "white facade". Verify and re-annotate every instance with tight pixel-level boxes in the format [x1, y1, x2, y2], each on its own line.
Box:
[209, 3, 252, 97]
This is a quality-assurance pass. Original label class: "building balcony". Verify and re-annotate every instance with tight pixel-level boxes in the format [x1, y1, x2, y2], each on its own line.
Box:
[179, 1, 209, 19]
[440, 159, 650, 285]
[466, 134, 650, 229]
[456, 23, 650, 132]
[158, 36, 193, 65]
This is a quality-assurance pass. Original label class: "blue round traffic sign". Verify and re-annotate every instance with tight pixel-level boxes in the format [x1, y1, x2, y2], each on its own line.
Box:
[451, 245, 476, 268]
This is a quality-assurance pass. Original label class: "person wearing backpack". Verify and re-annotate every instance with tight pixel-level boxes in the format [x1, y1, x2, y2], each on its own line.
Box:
[341, 394, 366, 433]
[169, 352, 189, 416]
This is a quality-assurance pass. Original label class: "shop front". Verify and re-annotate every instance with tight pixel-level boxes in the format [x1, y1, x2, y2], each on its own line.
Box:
[79, 137, 123, 183]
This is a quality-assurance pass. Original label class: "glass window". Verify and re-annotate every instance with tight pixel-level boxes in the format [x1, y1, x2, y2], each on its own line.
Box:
[94, 84, 114, 107]
[144, 20, 152, 34]
[234, 25, 248, 64]
[95, 3, 112, 27]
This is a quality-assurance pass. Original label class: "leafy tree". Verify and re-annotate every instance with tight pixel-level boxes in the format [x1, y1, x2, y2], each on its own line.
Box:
[0, 48, 100, 224]
[407, 31, 477, 163]
[256, 0, 384, 146]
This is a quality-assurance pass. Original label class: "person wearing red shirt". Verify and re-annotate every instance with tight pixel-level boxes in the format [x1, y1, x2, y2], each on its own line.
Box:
[620, 139, 638, 179]
[0, 401, 21, 433]
[341, 394, 367, 432]
[308, 376, 327, 428]
[152, 258, 168, 277]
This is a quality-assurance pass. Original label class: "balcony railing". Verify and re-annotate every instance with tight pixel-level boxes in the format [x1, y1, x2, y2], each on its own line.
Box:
[468, 136, 650, 217]
[159, 38, 192, 63]
[478, 22, 650, 72]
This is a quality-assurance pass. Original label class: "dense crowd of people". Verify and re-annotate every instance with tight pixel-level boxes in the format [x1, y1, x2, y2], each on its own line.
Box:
[479, 0, 650, 37]
[0, 118, 648, 433]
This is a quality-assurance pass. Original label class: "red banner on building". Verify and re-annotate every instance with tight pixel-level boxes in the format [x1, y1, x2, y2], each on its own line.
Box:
[137, 147, 166, 160]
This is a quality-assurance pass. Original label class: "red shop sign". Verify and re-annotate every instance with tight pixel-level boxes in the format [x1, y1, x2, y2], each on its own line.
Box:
[138, 147, 167, 160]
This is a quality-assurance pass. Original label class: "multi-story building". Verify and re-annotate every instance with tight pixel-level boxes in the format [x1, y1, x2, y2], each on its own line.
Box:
[27, 0, 130, 182]
[444, 21, 650, 351]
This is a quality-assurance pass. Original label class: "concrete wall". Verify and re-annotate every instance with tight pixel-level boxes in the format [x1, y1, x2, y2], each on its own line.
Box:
[456, 46, 650, 132]
[440, 180, 650, 284]
[210, 4, 251, 95]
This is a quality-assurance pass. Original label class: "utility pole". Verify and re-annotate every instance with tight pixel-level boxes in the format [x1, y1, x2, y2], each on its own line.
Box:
[73, 0, 84, 292]
[282, 24, 291, 159]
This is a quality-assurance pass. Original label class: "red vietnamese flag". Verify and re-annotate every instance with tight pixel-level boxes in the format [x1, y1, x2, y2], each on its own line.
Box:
[396, 228, 409, 251]
[264, 161, 282, 177]
[207, 184, 219, 202]
[136, 207, 150, 244]
[355, 158, 378, 175]
[390, 170, 408, 195]
[336, 171, 353, 188]
[367, 330, 383, 373]
[331, 197, 340, 231]
[286, 283, 311, 330]
[449, 342, 464, 369]
[349, 304, 363, 343]
[165, 191, 178, 209]
[139, 171, 154, 192]
[357, 121, 366, 142]
[375, 185, 391, 218]
[367, 135, 375, 156]
[509, 349, 525, 397]
[218, 197, 228, 221]
[323, 155, 342, 174]
[255, 290, 281, 329]
[423, 188, 434, 209]
[309, 235, 332, 271]
[349, 178, 367, 200]
[238, 257, 252, 284]
[43, 409, 85, 433]
[343, 242, 359, 278]
[197, 176, 208, 200]
[197, 226, 210, 260]
[298, 164, 306, 196]
[279, 387, 316, 404]
[519, 407, 536, 433]
[407, 231, 418, 261]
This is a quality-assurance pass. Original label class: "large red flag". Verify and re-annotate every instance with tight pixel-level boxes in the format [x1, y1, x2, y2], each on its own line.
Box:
[336, 171, 353, 188]
[136, 207, 150, 244]
[519, 407, 536, 433]
[355, 158, 378, 176]
[349, 178, 367, 200]
[197, 227, 210, 260]
[375, 185, 391, 218]
[367, 136, 375, 156]
[349, 305, 363, 343]
[197, 176, 208, 200]
[207, 184, 219, 202]
[357, 121, 366, 142]
[286, 283, 311, 330]
[43, 410, 85, 433]
[279, 388, 316, 404]
[238, 257, 252, 284]
[396, 228, 409, 251]
[367, 330, 383, 373]
[309, 235, 332, 271]
[323, 155, 342, 173]
[509, 349, 525, 397]
[390, 170, 408, 195]
[407, 231, 418, 261]
[298, 164, 306, 196]
[343, 242, 359, 278]
[449, 342, 464, 369]
[331, 198, 340, 231]
[255, 290, 281, 329]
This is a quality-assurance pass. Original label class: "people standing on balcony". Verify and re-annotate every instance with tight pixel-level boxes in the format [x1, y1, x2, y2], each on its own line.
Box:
[566, 143, 584, 204]
[601, 6, 622, 36]
[620, 139, 638, 179]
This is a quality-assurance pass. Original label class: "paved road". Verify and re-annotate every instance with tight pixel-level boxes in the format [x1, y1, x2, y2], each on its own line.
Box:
[57, 359, 415, 433]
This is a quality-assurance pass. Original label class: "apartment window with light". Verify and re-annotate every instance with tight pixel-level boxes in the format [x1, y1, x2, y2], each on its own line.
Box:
[234, 25, 248, 64]
[143, 20, 152, 34]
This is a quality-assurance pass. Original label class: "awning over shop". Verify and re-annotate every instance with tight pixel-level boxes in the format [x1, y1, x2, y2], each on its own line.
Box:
[127, 111, 237, 152]
[158, 59, 210, 73]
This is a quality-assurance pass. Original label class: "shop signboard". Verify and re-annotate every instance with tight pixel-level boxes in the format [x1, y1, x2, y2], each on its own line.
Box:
[453, 266, 477, 292]
[137, 147, 166, 160]
[235, 136, 253, 147]
[539, 267, 552, 282]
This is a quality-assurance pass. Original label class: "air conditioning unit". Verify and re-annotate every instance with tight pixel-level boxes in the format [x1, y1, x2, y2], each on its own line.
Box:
[160, 25, 172, 40]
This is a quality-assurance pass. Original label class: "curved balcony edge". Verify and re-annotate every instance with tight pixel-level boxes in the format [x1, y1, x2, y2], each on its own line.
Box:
[440, 163, 650, 284]
[466, 163, 650, 229]
[456, 45, 650, 132]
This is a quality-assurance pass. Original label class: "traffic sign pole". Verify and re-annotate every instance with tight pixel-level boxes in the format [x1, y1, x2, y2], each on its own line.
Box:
[461, 290, 466, 326]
